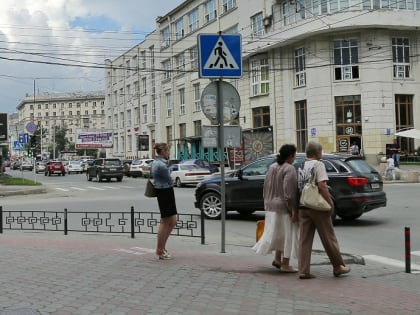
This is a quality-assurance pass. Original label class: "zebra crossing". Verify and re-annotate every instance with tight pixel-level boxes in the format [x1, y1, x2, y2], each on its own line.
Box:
[52, 184, 137, 192]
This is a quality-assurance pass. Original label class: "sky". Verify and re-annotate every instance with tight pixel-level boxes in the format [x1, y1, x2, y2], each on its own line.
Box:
[0, 0, 185, 114]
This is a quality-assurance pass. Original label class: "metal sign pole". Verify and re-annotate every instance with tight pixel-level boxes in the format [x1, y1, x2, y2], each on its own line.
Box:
[217, 79, 226, 253]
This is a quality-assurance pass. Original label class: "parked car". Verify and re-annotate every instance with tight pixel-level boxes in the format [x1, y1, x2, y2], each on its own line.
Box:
[129, 159, 153, 178]
[66, 160, 84, 174]
[86, 158, 123, 182]
[142, 163, 152, 178]
[80, 159, 94, 173]
[194, 153, 387, 220]
[169, 163, 212, 187]
[45, 161, 66, 176]
[20, 161, 34, 171]
[11, 161, 21, 170]
[35, 161, 46, 174]
[180, 159, 219, 173]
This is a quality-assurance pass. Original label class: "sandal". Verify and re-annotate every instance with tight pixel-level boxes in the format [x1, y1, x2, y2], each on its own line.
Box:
[280, 265, 298, 273]
[272, 260, 281, 269]
[299, 273, 316, 279]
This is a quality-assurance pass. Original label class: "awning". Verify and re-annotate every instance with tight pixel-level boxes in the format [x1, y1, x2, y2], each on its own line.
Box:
[395, 129, 420, 139]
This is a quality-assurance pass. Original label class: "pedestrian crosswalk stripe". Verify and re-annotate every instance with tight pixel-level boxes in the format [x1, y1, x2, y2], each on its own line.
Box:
[203, 36, 239, 70]
[55, 188, 69, 191]
[101, 186, 118, 189]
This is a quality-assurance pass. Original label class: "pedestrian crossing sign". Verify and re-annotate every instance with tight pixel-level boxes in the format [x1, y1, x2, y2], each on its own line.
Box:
[198, 34, 242, 78]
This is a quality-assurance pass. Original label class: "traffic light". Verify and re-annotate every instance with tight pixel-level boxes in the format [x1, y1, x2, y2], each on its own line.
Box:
[30, 135, 37, 148]
[28, 149, 32, 158]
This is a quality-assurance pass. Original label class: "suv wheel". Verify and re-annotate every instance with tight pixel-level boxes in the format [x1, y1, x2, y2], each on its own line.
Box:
[200, 192, 222, 219]
[175, 177, 183, 187]
[117, 176, 122, 182]
[96, 173, 102, 182]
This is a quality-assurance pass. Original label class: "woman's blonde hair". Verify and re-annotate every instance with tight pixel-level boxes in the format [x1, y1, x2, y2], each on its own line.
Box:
[154, 142, 168, 155]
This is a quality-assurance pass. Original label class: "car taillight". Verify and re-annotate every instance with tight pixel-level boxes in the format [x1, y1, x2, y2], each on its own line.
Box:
[347, 177, 369, 187]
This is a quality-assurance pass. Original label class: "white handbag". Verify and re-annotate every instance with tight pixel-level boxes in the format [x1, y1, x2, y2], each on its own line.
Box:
[299, 162, 332, 211]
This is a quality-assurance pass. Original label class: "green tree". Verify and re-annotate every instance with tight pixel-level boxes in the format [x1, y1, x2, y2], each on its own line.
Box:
[48, 125, 69, 159]
[31, 122, 47, 157]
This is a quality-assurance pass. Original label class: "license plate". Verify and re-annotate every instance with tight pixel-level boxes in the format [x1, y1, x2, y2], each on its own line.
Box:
[371, 183, 380, 189]
[109, 168, 116, 171]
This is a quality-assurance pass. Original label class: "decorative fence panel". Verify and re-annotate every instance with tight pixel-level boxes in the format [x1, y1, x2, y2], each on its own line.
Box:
[0, 206, 205, 244]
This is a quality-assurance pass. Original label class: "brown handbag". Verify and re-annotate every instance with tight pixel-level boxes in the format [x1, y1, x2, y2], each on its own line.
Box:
[144, 179, 157, 198]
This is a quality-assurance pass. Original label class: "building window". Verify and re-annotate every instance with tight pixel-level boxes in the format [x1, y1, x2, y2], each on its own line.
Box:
[140, 50, 146, 69]
[395, 94, 414, 153]
[126, 59, 131, 77]
[175, 52, 185, 74]
[189, 46, 198, 70]
[205, 0, 217, 23]
[251, 12, 264, 38]
[295, 100, 307, 152]
[335, 95, 362, 136]
[162, 26, 170, 48]
[127, 134, 132, 152]
[193, 83, 201, 112]
[188, 9, 199, 33]
[38, 104, 41, 110]
[334, 39, 359, 80]
[194, 120, 202, 136]
[77, 111, 80, 116]
[141, 78, 147, 95]
[252, 106, 270, 128]
[175, 18, 184, 40]
[162, 59, 171, 80]
[134, 107, 139, 125]
[251, 58, 269, 96]
[133, 55, 138, 73]
[126, 84, 131, 99]
[392, 38, 410, 79]
[134, 81, 140, 97]
[166, 125, 173, 143]
[69, 111, 73, 116]
[223, 0, 236, 13]
[179, 88, 185, 115]
[295, 47, 306, 87]
[149, 46, 155, 69]
[166, 92, 172, 118]
[142, 104, 148, 123]
[84, 110, 88, 116]
[127, 109, 131, 127]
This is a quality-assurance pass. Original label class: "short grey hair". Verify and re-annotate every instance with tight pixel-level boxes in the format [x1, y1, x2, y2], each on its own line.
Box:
[305, 141, 322, 158]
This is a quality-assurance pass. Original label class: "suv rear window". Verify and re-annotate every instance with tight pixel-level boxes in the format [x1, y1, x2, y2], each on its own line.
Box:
[346, 159, 376, 173]
[104, 160, 121, 166]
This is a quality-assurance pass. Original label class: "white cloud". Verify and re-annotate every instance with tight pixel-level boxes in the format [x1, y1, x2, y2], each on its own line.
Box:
[0, 0, 184, 113]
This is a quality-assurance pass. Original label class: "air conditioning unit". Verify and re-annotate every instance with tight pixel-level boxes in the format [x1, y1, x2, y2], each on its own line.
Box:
[263, 16, 272, 27]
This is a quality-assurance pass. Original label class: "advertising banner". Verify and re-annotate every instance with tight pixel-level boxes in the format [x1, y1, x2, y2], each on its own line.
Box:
[75, 129, 113, 149]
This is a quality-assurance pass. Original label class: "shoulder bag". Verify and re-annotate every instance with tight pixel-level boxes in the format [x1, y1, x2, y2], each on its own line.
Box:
[299, 162, 331, 211]
[144, 170, 157, 198]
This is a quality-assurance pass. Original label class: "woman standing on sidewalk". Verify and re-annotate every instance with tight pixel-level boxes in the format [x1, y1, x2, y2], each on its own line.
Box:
[298, 141, 350, 279]
[253, 144, 299, 272]
[151, 142, 177, 260]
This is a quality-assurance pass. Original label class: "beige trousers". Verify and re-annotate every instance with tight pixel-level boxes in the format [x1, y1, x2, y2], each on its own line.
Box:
[298, 208, 345, 274]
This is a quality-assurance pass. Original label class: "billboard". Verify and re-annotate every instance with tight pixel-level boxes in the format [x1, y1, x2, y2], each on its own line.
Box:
[75, 129, 113, 149]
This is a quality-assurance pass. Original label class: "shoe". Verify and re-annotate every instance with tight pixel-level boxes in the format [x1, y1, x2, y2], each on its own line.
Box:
[272, 260, 281, 269]
[157, 249, 172, 260]
[280, 265, 298, 273]
[333, 265, 350, 277]
[299, 273, 316, 279]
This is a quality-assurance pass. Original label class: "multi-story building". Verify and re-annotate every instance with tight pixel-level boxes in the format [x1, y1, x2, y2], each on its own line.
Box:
[106, 0, 420, 165]
[15, 91, 105, 157]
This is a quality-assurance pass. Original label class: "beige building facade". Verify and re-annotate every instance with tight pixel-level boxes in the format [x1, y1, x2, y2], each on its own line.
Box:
[106, 0, 420, 165]
[15, 91, 105, 157]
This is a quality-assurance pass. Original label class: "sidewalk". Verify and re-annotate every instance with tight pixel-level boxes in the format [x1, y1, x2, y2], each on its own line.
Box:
[0, 230, 419, 315]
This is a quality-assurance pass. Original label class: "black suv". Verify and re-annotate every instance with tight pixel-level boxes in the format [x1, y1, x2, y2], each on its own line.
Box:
[194, 153, 387, 221]
[86, 158, 123, 182]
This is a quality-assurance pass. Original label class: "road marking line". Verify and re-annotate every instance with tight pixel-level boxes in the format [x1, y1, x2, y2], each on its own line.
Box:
[87, 186, 106, 191]
[411, 251, 420, 256]
[120, 185, 135, 189]
[114, 247, 155, 255]
[55, 188, 69, 192]
[102, 186, 118, 189]
[70, 187, 86, 191]
[363, 254, 420, 271]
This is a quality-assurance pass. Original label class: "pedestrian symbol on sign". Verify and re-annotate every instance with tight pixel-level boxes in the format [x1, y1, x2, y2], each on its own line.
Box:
[204, 37, 239, 71]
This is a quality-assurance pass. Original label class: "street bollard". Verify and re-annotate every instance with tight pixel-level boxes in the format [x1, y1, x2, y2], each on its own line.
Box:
[405, 226, 411, 273]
